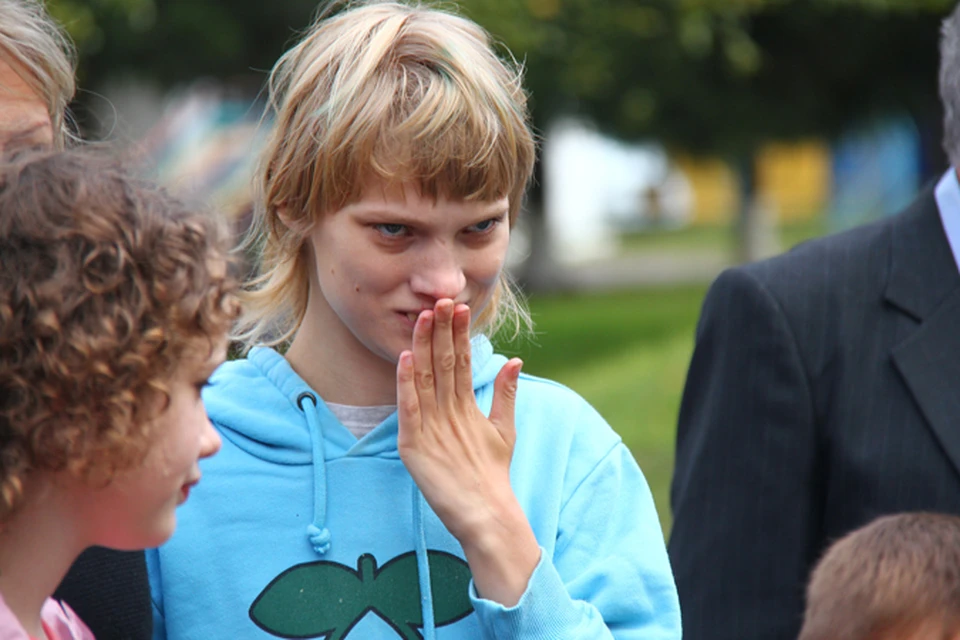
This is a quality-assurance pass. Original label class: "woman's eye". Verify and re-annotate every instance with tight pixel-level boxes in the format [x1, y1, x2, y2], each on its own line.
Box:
[374, 223, 408, 237]
[466, 217, 503, 234]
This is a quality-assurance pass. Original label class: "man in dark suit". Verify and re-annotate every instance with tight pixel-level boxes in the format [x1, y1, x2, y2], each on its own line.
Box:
[668, 5, 960, 639]
[0, 2, 152, 638]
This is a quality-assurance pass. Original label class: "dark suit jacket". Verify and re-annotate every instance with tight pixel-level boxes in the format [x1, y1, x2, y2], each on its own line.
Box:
[54, 548, 152, 640]
[668, 184, 960, 640]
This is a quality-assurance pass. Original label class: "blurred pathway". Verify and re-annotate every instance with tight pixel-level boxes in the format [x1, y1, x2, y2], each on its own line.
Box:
[550, 249, 729, 291]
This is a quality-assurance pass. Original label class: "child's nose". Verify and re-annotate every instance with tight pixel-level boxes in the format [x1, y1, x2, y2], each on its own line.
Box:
[199, 414, 222, 460]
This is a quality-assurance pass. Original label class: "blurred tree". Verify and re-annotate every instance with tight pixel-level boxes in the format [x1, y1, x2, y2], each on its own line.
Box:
[462, 0, 954, 269]
[47, 0, 322, 128]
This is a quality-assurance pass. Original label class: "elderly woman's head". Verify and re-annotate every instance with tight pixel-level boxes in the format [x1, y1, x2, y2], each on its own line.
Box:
[0, 0, 76, 150]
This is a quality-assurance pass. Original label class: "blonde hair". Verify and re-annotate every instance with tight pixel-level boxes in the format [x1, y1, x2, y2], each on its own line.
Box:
[236, 0, 536, 349]
[0, 0, 77, 147]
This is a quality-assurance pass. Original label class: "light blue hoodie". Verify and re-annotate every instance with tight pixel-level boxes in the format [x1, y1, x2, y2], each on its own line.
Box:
[147, 337, 680, 639]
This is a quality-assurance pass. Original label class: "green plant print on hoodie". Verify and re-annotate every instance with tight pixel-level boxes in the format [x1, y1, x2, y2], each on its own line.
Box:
[249, 551, 474, 639]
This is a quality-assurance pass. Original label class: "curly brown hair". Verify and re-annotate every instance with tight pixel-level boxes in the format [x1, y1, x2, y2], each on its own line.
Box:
[0, 149, 239, 522]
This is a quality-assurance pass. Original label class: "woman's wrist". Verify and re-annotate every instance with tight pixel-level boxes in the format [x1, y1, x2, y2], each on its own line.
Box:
[459, 499, 541, 607]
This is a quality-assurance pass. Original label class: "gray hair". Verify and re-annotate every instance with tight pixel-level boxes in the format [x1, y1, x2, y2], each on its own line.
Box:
[941, 3, 960, 166]
[0, 0, 77, 147]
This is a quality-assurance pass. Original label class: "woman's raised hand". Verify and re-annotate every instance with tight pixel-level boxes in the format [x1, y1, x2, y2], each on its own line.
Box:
[396, 299, 540, 606]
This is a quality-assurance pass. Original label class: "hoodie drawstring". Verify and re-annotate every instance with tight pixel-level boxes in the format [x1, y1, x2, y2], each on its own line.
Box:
[412, 484, 436, 640]
[297, 391, 435, 637]
[298, 392, 331, 555]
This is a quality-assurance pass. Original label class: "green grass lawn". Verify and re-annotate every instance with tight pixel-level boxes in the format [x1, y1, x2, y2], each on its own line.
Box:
[495, 285, 709, 537]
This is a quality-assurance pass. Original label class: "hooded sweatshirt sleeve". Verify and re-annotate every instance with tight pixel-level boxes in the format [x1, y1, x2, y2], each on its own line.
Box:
[468, 400, 681, 639]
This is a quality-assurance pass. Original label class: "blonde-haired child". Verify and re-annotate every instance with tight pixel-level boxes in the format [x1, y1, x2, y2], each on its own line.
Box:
[147, 3, 681, 638]
[0, 149, 238, 640]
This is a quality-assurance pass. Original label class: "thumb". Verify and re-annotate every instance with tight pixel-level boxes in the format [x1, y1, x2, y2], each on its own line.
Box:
[489, 358, 522, 436]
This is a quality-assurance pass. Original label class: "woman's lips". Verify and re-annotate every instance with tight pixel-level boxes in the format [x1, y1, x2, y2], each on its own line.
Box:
[397, 310, 425, 328]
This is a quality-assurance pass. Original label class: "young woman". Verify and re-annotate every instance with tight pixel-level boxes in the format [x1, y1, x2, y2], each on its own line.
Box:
[147, 3, 681, 638]
[0, 149, 238, 639]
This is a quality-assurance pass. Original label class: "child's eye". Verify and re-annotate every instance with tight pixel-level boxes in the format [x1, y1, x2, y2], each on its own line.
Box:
[195, 379, 212, 394]
[465, 216, 504, 234]
[373, 223, 408, 238]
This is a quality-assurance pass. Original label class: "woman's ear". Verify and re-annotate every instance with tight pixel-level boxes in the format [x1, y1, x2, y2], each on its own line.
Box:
[276, 204, 296, 230]
[276, 204, 312, 235]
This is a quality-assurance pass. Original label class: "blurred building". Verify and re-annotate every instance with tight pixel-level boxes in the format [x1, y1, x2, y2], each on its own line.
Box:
[543, 119, 694, 264]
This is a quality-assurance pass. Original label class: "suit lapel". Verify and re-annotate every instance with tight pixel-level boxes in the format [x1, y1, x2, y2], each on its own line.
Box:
[887, 184, 960, 476]
[892, 289, 960, 476]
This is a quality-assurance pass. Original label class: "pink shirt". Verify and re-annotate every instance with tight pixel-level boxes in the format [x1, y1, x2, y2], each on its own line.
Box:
[0, 593, 94, 640]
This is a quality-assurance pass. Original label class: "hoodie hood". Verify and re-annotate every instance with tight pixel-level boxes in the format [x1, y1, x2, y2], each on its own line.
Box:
[203, 335, 506, 464]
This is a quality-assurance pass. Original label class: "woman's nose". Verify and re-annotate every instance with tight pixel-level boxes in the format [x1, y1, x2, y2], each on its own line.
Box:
[409, 245, 467, 301]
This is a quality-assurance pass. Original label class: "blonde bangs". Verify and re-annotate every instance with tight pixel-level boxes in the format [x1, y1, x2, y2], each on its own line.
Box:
[237, 2, 535, 349]
[275, 4, 532, 221]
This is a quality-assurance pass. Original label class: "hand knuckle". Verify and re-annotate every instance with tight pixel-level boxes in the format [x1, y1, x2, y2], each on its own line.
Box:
[439, 353, 457, 372]
[416, 371, 434, 388]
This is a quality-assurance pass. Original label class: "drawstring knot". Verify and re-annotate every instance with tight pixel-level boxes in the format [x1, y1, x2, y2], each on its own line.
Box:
[298, 392, 331, 556]
[306, 523, 332, 555]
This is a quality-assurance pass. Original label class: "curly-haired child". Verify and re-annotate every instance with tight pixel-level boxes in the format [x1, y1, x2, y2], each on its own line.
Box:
[0, 149, 238, 640]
